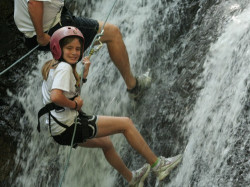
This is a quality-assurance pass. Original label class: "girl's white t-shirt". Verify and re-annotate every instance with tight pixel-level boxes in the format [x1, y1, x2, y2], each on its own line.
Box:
[42, 62, 78, 136]
[14, 0, 64, 37]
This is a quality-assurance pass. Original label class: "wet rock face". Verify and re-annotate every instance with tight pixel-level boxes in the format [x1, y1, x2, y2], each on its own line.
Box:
[0, 1, 18, 56]
[0, 1, 72, 184]
[0, 0, 17, 184]
[0, 0, 34, 185]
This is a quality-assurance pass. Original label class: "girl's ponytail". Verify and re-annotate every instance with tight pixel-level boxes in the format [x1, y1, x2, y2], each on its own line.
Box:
[42, 59, 58, 80]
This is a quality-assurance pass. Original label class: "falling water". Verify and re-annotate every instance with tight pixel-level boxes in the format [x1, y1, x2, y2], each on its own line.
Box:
[8, 0, 249, 186]
[170, 2, 250, 187]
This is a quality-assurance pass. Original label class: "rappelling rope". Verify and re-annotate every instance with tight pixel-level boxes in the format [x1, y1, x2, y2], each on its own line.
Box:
[0, 0, 116, 77]
[0, 0, 117, 76]
[58, 0, 118, 186]
[0, 7, 63, 76]
[0, 45, 39, 76]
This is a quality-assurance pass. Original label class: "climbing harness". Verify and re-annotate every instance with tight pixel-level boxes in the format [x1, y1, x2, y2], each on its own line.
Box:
[58, 1, 119, 187]
[37, 99, 75, 134]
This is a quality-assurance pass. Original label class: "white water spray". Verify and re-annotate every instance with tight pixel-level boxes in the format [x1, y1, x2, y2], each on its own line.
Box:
[170, 3, 250, 187]
[8, 0, 250, 186]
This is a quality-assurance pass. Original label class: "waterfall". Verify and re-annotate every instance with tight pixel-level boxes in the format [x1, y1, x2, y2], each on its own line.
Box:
[9, 0, 249, 186]
[170, 2, 250, 186]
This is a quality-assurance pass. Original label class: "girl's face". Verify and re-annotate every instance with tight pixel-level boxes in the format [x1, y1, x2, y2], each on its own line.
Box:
[62, 38, 82, 64]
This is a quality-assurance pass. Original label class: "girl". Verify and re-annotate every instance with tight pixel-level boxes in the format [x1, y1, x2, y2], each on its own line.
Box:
[40, 26, 182, 187]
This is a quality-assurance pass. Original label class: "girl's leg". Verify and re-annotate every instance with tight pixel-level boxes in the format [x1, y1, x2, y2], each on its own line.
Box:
[78, 136, 132, 182]
[95, 116, 158, 165]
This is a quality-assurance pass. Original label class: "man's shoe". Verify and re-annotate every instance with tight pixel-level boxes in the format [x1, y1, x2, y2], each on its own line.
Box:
[128, 163, 150, 187]
[127, 71, 152, 99]
[152, 154, 182, 181]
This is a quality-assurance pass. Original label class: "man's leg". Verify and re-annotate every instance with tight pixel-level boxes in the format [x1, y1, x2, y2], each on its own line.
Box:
[98, 22, 136, 90]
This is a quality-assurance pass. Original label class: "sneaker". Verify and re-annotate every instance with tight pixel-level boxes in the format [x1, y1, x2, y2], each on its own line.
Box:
[127, 71, 152, 99]
[153, 154, 182, 181]
[128, 163, 151, 187]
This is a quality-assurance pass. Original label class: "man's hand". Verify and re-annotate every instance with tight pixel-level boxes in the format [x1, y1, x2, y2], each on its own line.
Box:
[28, 0, 50, 46]
[37, 33, 50, 46]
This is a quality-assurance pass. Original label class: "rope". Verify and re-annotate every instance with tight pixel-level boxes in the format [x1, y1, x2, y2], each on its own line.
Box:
[58, 0, 118, 186]
[0, 7, 62, 76]
[0, 0, 117, 77]
[0, 45, 39, 76]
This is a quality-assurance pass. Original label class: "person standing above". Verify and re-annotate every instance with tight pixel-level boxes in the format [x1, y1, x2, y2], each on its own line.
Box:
[14, 0, 151, 99]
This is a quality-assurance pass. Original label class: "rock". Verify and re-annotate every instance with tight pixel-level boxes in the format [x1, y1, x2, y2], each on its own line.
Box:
[0, 0, 27, 185]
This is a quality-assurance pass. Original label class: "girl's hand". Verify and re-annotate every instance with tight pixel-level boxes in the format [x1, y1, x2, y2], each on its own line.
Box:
[50, 89, 83, 110]
[82, 56, 91, 78]
[74, 96, 83, 111]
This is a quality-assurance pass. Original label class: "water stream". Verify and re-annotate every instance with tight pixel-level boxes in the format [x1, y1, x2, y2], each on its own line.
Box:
[8, 0, 249, 186]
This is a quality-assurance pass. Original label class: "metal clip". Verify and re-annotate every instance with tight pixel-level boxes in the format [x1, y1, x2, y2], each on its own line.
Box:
[88, 30, 104, 58]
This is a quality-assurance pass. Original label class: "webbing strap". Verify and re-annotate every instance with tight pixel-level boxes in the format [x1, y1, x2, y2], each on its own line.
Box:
[37, 103, 68, 132]
[50, 113, 69, 129]
[37, 103, 56, 132]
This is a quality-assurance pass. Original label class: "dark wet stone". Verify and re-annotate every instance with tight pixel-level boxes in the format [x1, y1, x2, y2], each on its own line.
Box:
[0, 0, 32, 184]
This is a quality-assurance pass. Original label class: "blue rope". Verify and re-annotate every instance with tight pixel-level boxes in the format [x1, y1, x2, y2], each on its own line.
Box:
[0, 6, 62, 77]
[58, 111, 78, 187]
[0, 0, 117, 77]
[0, 45, 39, 76]
[58, 0, 118, 186]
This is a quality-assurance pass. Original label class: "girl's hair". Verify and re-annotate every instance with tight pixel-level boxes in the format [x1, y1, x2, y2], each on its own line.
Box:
[42, 36, 83, 86]
[41, 59, 57, 80]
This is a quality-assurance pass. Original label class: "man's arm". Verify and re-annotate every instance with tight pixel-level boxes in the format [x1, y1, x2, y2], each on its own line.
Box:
[28, 0, 50, 46]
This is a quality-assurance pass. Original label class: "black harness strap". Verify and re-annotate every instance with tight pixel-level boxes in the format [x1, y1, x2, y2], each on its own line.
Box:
[37, 103, 69, 132]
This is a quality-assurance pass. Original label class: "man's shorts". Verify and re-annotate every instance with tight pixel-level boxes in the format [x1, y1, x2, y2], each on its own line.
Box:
[25, 6, 99, 51]
[52, 112, 98, 148]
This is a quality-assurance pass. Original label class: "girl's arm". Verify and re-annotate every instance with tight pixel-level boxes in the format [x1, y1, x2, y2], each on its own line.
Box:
[50, 89, 83, 110]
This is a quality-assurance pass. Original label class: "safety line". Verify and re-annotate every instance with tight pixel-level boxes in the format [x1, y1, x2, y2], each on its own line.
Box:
[0, 45, 39, 76]
[0, 6, 62, 76]
[58, 0, 118, 186]
[0, 0, 117, 77]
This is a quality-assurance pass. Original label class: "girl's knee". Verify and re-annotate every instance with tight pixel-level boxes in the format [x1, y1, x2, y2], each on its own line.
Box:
[123, 117, 135, 130]
[102, 136, 114, 151]
[125, 117, 133, 124]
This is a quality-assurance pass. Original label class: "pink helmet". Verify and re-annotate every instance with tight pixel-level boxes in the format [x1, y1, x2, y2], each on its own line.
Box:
[50, 26, 84, 60]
